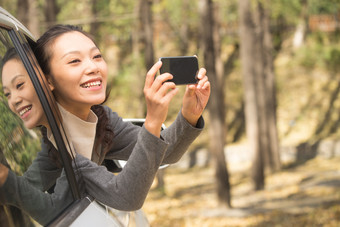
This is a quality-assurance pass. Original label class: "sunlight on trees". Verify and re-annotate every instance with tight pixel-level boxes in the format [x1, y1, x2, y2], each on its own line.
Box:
[1, 0, 340, 225]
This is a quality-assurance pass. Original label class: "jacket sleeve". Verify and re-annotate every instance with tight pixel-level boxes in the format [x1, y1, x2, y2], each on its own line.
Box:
[104, 106, 204, 164]
[0, 125, 167, 226]
[22, 141, 62, 191]
[75, 125, 168, 211]
[160, 111, 204, 164]
[0, 169, 73, 226]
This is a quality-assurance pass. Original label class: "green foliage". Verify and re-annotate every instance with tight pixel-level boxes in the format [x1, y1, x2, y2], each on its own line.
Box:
[271, 0, 302, 21]
[308, 0, 340, 15]
[294, 32, 340, 72]
[324, 48, 340, 73]
[0, 0, 17, 15]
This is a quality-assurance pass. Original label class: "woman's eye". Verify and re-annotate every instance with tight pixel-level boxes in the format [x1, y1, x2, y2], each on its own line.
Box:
[16, 82, 24, 89]
[94, 54, 102, 59]
[4, 92, 10, 98]
[68, 59, 80, 64]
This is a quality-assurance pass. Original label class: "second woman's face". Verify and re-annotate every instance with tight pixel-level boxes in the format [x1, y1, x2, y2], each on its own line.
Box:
[2, 59, 47, 129]
[48, 31, 108, 119]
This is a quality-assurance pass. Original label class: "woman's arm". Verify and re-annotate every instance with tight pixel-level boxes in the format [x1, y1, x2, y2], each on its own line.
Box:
[22, 142, 62, 191]
[105, 107, 204, 165]
[160, 111, 204, 164]
[76, 125, 168, 210]
[0, 168, 73, 226]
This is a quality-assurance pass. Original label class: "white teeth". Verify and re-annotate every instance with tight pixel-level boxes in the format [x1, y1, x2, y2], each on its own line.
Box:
[81, 81, 101, 88]
[19, 106, 32, 116]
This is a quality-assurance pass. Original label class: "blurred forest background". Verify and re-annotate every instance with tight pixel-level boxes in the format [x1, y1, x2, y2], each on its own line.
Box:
[1, 0, 340, 226]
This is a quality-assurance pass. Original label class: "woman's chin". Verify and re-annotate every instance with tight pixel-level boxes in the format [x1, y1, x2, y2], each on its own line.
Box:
[91, 95, 106, 105]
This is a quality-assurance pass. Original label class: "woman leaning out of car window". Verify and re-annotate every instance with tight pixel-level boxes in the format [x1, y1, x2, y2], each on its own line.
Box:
[0, 25, 210, 225]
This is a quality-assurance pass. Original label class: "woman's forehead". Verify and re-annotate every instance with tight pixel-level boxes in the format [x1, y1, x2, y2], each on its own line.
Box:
[2, 59, 27, 86]
[53, 31, 97, 53]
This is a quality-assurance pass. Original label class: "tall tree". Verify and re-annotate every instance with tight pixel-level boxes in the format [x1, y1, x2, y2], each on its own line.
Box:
[238, 0, 280, 190]
[178, 0, 190, 55]
[16, 0, 39, 37]
[199, 0, 231, 207]
[44, 0, 60, 27]
[138, 0, 155, 71]
[137, 0, 167, 190]
[133, 0, 155, 117]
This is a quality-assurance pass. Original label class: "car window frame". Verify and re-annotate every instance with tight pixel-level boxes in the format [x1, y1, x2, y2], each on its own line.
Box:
[7, 26, 81, 200]
[0, 4, 84, 216]
[10, 29, 82, 199]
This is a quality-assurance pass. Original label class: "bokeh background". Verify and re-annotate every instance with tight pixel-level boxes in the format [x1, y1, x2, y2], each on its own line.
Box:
[1, 0, 340, 226]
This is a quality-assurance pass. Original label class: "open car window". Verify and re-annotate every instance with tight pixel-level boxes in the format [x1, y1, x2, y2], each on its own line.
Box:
[0, 9, 82, 226]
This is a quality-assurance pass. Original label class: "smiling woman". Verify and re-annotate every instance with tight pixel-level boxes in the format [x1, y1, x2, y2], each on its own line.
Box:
[0, 19, 210, 226]
[0, 48, 75, 225]
[46, 31, 108, 121]
[0, 25, 210, 225]
[1, 48, 48, 129]
[31, 24, 209, 209]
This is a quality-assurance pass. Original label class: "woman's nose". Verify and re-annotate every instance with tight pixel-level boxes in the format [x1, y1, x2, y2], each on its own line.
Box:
[10, 91, 22, 108]
[85, 59, 99, 74]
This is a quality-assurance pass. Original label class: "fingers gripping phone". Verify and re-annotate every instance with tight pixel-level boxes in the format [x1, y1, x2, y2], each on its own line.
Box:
[159, 56, 199, 85]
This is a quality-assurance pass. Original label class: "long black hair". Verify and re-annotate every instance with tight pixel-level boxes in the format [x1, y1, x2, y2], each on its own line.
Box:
[34, 25, 114, 160]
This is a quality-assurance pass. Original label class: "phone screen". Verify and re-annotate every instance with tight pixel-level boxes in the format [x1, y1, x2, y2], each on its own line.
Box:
[159, 56, 199, 85]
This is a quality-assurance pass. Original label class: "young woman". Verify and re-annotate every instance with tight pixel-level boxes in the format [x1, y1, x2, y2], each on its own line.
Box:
[0, 25, 210, 225]
[0, 48, 74, 224]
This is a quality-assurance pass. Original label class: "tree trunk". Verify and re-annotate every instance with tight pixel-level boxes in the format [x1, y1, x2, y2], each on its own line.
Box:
[179, 0, 190, 55]
[262, 2, 281, 172]
[133, 0, 155, 117]
[132, 1, 144, 118]
[199, 0, 231, 207]
[90, 0, 101, 43]
[27, 0, 39, 37]
[140, 0, 154, 71]
[16, 0, 29, 27]
[134, 0, 164, 186]
[239, 0, 280, 191]
[44, 0, 60, 27]
[16, 0, 39, 37]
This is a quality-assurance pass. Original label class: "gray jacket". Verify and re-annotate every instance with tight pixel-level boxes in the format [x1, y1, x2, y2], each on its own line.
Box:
[0, 105, 204, 225]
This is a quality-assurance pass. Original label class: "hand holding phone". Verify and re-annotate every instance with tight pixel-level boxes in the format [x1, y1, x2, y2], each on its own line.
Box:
[159, 56, 199, 85]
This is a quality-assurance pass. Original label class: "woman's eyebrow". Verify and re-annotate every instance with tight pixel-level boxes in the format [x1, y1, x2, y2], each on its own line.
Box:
[2, 74, 25, 90]
[61, 50, 80, 59]
[61, 46, 100, 59]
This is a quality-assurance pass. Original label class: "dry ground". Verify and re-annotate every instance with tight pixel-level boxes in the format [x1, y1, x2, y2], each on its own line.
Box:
[143, 156, 340, 227]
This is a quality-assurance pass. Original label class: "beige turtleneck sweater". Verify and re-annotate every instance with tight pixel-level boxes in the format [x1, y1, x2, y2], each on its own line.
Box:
[48, 104, 97, 160]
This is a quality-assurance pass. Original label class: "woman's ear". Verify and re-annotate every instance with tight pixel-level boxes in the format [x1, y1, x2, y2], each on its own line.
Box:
[47, 77, 55, 91]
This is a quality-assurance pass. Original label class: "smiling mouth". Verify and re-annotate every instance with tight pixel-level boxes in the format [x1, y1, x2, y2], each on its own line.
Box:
[19, 105, 32, 116]
[81, 80, 102, 88]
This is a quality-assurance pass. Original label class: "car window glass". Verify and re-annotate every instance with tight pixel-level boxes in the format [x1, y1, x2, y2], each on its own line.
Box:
[0, 27, 75, 227]
[0, 30, 40, 176]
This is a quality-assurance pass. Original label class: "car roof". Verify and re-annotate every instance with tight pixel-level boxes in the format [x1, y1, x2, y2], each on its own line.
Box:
[0, 7, 35, 41]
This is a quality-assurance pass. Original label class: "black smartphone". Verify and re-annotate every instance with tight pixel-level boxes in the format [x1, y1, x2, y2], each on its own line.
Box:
[159, 56, 199, 85]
